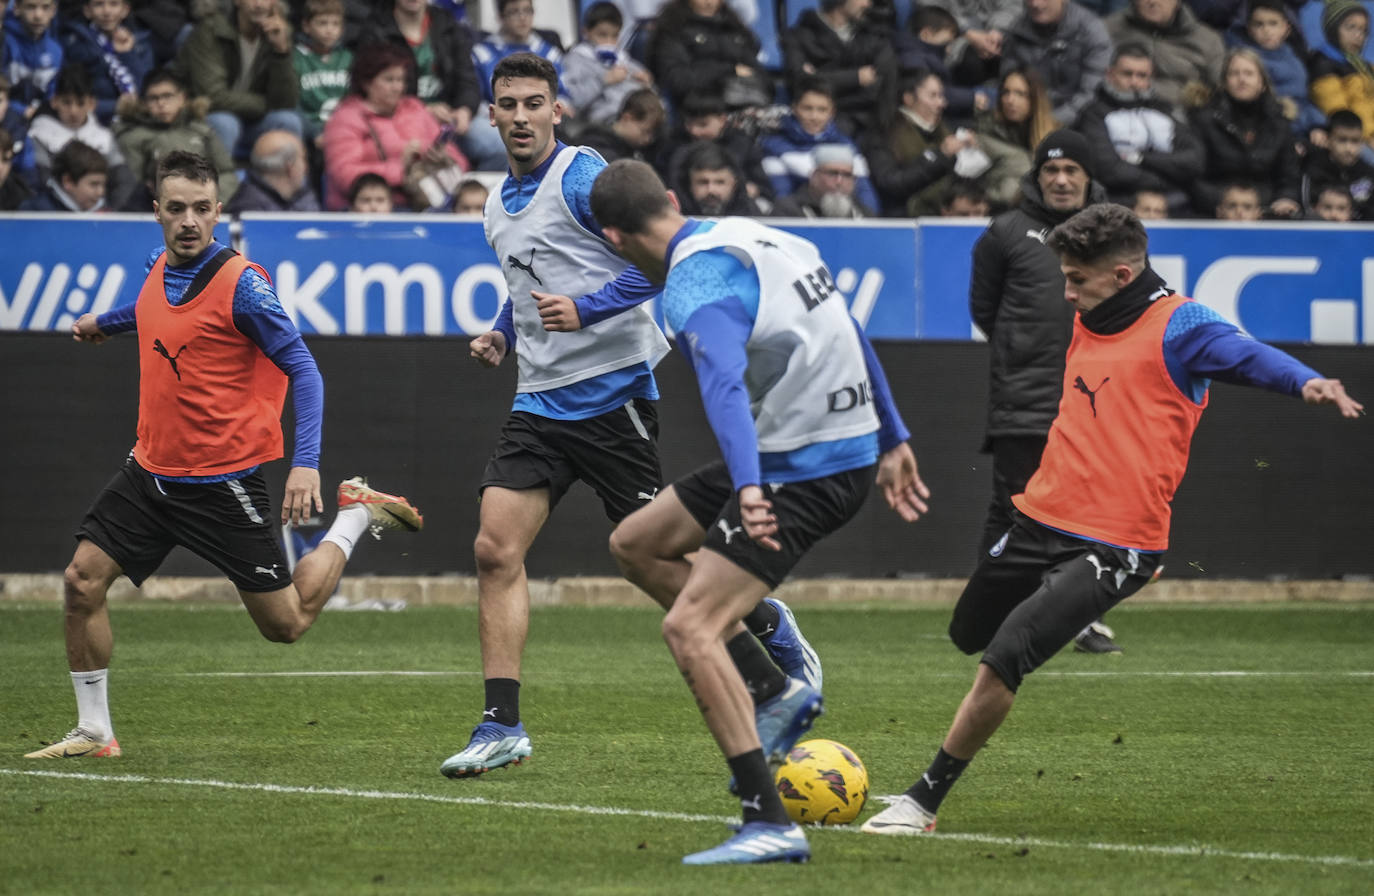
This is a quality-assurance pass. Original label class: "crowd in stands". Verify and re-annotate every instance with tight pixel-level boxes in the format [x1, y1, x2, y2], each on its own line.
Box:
[1, 0, 1372, 220]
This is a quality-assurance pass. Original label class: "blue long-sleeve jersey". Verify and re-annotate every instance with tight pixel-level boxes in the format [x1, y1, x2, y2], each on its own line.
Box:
[95, 242, 323, 481]
[491, 142, 662, 419]
[664, 219, 909, 490]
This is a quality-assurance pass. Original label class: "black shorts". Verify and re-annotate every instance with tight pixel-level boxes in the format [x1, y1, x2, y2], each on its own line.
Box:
[76, 455, 291, 593]
[948, 511, 1163, 692]
[480, 398, 662, 524]
[674, 460, 874, 590]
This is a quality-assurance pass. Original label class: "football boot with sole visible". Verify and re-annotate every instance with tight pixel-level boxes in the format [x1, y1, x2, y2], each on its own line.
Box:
[337, 476, 424, 539]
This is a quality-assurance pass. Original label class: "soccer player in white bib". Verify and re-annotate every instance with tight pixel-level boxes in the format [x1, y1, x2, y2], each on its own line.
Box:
[440, 54, 829, 779]
[590, 158, 931, 864]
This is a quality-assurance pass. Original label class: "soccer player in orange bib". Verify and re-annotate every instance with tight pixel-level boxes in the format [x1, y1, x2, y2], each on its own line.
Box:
[24, 150, 423, 760]
[862, 202, 1363, 835]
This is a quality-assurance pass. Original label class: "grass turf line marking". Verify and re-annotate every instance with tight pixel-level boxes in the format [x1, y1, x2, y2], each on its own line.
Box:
[174, 671, 477, 678]
[3, 769, 1371, 870]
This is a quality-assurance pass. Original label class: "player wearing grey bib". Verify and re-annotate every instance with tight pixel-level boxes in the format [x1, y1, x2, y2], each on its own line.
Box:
[440, 54, 829, 781]
[592, 159, 932, 865]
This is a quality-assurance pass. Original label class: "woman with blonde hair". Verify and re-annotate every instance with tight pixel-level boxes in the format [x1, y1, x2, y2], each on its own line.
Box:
[975, 66, 1059, 209]
[1188, 46, 1301, 217]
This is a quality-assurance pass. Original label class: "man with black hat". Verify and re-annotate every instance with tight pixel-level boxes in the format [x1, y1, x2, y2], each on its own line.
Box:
[967, 128, 1122, 654]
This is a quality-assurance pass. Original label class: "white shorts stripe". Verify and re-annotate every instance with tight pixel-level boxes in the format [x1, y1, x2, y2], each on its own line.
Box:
[227, 479, 265, 524]
[624, 400, 649, 441]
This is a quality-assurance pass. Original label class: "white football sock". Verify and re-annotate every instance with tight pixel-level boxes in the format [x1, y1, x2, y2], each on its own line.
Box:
[320, 504, 370, 559]
[70, 669, 113, 741]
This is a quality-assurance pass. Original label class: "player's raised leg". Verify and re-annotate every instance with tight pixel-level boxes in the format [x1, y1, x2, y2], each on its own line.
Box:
[239, 477, 423, 644]
[439, 486, 549, 778]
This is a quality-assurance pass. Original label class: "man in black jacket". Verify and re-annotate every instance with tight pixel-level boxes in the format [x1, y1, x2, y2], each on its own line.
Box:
[780, 0, 898, 136]
[1074, 43, 1202, 213]
[968, 128, 1122, 654]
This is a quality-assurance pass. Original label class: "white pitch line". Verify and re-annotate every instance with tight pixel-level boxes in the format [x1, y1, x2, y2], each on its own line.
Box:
[2, 769, 1371, 870]
[175, 671, 477, 678]
[1036, 670, 1374, 679]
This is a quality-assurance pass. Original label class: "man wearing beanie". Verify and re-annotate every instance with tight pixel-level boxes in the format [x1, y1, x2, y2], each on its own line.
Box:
[968, 128, 1123, 654]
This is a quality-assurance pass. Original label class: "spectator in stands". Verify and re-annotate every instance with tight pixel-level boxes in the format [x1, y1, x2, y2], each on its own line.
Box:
[452, 176, 487, 213]
[562, 1, 653, 128]
[1104, 0, 1226, 112]
[759, 76, 879, 211]
[1215, 179, 1264, 218]
[1001, 0, 1111, 127]
[771, 142, 874, 216]
[647, 0, 769, 112]
[1225, 0, 1324, 139]
[1189, 47, 1301, 217]
[115, 68, 239, 210]
[58, 0, 153, 125]
[27, 64, 133, 207]
[0, 71, 38, 181]
[175, 0, 303, 159]
[1074, 43, 1202, 211]
[676, 140, 768, 215]
[1302, 109, 1374, 217]
[321, 40, 468, 210]
[781, 0, 898, 135]
[658, 90, 771, 200]
[128, 0, 191, 68]
[940, 177, 991, 215]
[360, 0, 481, 163]
[975, 66, 1058, 209]
[1310, 182, 1355, 219]
[468, 0, 571, 167]
[1132, 186, 1169, 217]
[3, 0, 63, 119]
[894, 5, 985, 121]
[937, 0, 1021, 90]
[20, 137, 106, 209]
[578, 87, 663, 162]
[225, 128, 320, 212]
[348, 170, 393, 212]
[293, 0, 352, 147]
[1308, 0, 1374, 139]
[0, 125, 35, 209]
[865, 68, 980, 216]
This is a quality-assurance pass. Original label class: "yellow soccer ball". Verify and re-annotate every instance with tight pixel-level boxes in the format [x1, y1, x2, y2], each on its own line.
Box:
[774, 739, 869, 826]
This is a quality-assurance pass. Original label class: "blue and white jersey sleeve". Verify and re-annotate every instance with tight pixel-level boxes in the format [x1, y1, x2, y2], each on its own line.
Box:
[666, 248, 764, 490]
[1163, 302, 1321, 404]
[232, 268, 324, 471]
[563, 148, 661, 325]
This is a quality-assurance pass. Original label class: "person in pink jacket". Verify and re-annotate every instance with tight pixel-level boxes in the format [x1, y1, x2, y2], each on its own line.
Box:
[321, 40, 467, 210]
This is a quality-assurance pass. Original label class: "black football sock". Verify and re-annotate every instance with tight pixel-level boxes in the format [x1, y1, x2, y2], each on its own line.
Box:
[725, 631, 787, 704]
[904, 747, 970, 814]
[743, 600, 781, 640]
[728, 748, 790, 825]
[481, 678, 520, 727]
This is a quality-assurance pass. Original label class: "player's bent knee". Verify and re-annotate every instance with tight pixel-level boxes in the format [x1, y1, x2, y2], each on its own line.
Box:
[473, 530, 522, 576]
[63, 562, 109, 612]
[255, 616, 307, 644]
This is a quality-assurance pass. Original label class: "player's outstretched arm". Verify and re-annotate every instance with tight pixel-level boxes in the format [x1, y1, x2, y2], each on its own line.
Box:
[282, 466, 323, 526]
[532, 291, 582, 331]
[876, 442, 931, 523]
[1301, 378, 1365, 418]
[72, 313, 109, 344]
[470, 331, 508, 367]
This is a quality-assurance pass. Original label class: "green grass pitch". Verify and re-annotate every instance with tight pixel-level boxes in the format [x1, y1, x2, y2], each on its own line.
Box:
[2, 600, 1372, 894]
